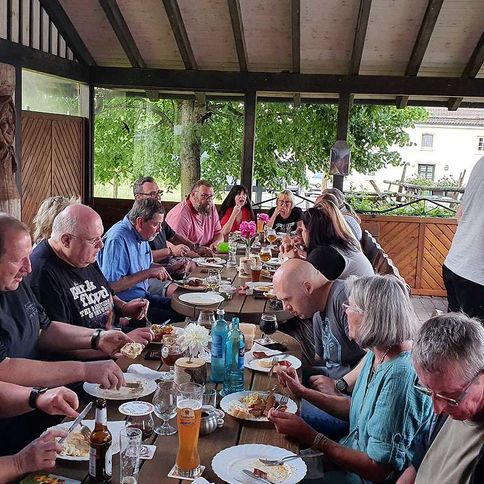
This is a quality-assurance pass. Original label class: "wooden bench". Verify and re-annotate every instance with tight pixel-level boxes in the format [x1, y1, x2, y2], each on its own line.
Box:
[361, 229, 402, 280]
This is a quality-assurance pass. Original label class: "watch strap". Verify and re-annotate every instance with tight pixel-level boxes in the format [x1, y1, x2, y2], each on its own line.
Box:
[29, 387, 48, 409]
[90, 328, 103, 350]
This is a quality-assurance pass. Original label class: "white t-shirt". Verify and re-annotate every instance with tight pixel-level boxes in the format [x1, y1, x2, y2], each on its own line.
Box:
[445, 156, 484, 285]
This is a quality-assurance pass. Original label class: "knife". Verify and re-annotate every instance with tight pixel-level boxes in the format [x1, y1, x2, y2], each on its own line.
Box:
[58, 401, 93, 445]
[242, 469, 272, 483]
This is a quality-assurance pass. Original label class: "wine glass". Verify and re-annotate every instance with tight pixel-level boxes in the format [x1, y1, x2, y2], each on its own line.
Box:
[206, 269, 221, 292]
[152, 381, 177, 435]
[260, 245, 272, 264]
[197, 309, 215, 330]
[161, 342, 184, 377]
[259, 313, 278, 344]
[266, 228, 277, 249]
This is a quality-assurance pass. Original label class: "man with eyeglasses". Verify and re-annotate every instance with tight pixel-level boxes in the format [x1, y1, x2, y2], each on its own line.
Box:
[166, 180, 223, 252]
[28, 204, 152, 344]
[397, 313, 484, 484]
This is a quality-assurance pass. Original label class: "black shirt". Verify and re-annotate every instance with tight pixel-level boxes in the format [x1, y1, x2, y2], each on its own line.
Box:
[0, 281, 51, 361]
[307, 245, 345, 280]
[268, 206, 302, 233]
[28, 240, 116, 329]
[149, 222, 176, 264]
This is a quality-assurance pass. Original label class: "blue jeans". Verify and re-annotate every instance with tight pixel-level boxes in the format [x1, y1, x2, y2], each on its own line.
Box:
[300, 399, 349, 441]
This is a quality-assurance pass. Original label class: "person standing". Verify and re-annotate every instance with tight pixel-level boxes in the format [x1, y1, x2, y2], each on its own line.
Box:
[443, 156, 484, 321]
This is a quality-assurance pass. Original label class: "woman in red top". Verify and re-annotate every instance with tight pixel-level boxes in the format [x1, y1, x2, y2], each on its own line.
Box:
[219, 185, 255, 236]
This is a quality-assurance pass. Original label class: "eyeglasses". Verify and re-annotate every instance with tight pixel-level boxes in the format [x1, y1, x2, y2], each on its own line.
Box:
[136, 190, 163, 198]
[342, 302, 364, 314]
[68, 234, 103, 247]
[277, 200, 292, 206]
[414, 370, 482, 407]
[197, 192, 214, 201]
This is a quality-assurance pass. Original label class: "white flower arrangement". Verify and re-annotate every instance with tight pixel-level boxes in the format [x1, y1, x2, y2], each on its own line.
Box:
[178, 323, 210, 360]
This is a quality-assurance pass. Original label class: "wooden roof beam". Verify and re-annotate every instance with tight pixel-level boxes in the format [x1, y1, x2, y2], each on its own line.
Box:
[349, 0, 372, 75]
[227, 0, 248, 72]
[447, 32, 484, 111]
[39, 0, 96, 65]
[292, 0, 300, 74]
[396, 0, 444, 108]
[98, 0, 145, 68]
[162, 0, 197, 70]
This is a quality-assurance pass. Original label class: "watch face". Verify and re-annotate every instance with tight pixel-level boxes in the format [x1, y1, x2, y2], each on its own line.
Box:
[336, 379, 347, 392]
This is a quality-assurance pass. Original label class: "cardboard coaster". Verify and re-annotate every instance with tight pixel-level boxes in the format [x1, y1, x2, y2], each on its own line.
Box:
[168, 465, 205, 481]
[140, 444, 156, 460]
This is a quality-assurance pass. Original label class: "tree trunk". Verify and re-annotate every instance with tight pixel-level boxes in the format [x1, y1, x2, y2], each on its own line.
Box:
[178, 99, 205, 197]
[112, 180, 118, 198]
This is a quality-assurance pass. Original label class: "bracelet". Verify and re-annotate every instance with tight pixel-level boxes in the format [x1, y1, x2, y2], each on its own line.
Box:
[311, 432, 327, 451]
[90, 329, 103, 350]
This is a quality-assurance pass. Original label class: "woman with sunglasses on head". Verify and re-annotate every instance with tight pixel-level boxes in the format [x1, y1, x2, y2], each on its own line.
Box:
[266, 189, 303, 234]
[268, 275, 434, 484]
[281, 200, 373, 280]
[219, 184, 255, 236]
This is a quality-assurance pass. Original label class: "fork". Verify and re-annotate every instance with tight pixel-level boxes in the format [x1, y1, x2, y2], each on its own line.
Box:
[259, 451, 325, 466]
[277, 395, 288, 408]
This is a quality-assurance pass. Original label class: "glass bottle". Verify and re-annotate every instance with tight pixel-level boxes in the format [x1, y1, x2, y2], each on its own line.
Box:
[89, 399, 112, 484]
[221, 317, 245, 396]
[210, 309, 229, 383]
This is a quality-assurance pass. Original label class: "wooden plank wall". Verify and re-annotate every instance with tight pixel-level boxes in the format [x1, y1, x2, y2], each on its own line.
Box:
[21, 111, 84, 228]
[360, 215, 457, 297]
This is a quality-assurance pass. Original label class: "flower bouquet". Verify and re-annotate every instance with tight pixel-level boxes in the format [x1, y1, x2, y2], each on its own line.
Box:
[178, 322, 211, 362]
[239, 220, 257, 257]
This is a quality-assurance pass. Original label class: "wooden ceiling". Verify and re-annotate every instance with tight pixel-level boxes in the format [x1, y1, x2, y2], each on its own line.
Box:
[1, 0, 483, 108]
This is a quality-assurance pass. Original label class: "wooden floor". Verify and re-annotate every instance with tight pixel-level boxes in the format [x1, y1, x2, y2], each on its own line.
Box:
[412, 295, 447, 324]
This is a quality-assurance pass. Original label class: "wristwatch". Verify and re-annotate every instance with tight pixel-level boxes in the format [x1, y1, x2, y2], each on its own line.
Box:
[335, 377, 349, 394]
[29, 387, 48, 410]
[90, 328, 103, 350]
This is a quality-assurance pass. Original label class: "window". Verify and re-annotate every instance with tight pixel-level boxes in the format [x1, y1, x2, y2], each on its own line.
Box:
[478, 137, 484, 151]
[418, 164, 435, 180]
[421, 133, 434, 149]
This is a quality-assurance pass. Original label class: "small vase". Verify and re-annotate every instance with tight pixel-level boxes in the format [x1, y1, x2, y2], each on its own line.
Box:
[244, 242, 251, 258]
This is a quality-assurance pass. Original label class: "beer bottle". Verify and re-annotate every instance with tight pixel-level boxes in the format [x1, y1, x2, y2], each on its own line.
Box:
[89, 398, 112, 483]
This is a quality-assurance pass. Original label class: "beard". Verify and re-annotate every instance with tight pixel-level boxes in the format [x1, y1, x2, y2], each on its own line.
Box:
[195, 202, 211, 216]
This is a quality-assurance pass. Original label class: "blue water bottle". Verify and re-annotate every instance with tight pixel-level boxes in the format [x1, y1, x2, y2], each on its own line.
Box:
[210, 309, 229, 383]
[221, 317, 245, 396]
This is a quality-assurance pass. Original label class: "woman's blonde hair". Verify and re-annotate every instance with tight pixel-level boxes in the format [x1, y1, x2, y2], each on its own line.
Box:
[277, 189, 295, 206]
[32, 195, 81, 243]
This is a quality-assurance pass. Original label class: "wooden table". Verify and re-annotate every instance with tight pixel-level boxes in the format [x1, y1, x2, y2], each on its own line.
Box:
[171, 257, 292, 324]
[53, 330, 302, 484]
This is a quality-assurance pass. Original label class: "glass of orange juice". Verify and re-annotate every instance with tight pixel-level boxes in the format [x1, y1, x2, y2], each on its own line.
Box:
[175, 383, 204, 478]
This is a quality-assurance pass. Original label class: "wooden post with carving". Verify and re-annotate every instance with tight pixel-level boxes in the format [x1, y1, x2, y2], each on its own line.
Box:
[0, 63, 21, 218]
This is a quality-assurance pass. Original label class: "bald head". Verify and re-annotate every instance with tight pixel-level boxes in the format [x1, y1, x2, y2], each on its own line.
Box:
[49, 204, 104, 268]
[273, 259, 330, 319]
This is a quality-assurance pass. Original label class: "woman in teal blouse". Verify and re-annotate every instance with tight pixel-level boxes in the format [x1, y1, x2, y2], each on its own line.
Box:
[268, 275, 433, 483]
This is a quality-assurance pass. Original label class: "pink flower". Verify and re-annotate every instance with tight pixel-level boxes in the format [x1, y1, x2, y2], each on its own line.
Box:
[240, 220, 256, 239]
[257, 213, 269, 223]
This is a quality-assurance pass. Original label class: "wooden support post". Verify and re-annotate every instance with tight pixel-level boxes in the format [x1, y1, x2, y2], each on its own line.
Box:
[84, 84, 94, 205]
[241, 91, 256, 196]
[333, 93, 350, 191]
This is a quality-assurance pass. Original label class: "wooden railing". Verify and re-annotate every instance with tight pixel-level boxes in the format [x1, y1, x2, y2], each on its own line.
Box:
[360, 214, 457, 297]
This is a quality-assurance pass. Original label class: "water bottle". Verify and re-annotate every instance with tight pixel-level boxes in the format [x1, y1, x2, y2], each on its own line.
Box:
[210, 309, 229, 383]
[221, 317, 245, 396]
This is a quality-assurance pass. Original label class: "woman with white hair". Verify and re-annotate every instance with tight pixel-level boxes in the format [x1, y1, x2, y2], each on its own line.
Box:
[269, 275, 433, 483]
[266, 189, 303, 234]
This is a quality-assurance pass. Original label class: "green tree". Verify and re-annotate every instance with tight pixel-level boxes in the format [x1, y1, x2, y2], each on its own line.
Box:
[94, 90, 427, 196]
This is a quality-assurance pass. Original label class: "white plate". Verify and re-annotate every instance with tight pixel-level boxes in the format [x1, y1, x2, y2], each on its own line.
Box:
[193, 257, 226, 265]
[179, 292, 224, 306]
[212, 444, 306, 483]
[245, 355, 302, 373]
[246, 281, 273, 290]
[52, 420, 125, 461]
[83, 373, 157, 400]
[220, 391, 297, 422]
[266, 258, 282, 267]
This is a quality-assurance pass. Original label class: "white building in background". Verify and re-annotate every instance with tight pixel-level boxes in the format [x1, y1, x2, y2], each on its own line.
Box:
[346, 107, 484, 192]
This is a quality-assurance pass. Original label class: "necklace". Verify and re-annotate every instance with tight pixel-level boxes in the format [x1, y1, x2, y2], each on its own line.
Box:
[369, 346, 394, 381]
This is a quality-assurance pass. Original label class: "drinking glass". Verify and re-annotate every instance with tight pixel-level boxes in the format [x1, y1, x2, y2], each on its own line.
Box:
[119, 427, 142, 484]
[260, 245, 272, 263]
[175, 383, 204, 478]
[206, 269, 221, 292]
[259, 313, 278, 344]
[197, 309, 215, 329]
[266, 228, 277, 249]
[250, 258, 263, 283]
[152, 381, 177, 435]
[161, 343, 184, 377]
[202, 387, 217, 413]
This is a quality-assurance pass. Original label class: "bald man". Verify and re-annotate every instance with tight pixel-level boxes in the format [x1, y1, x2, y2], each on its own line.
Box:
[28, 204, 152, 345]
[273, 259, 364, 379]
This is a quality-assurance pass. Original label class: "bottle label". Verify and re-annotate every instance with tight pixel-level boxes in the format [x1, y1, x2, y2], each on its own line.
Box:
[106, 446, 112, 476]
[97, 407, 107, 425]
[88, 443, 112, 477]
[89, 448, 96, 476]
[238, 347, 245, 369]
[211, 335, 223, 358]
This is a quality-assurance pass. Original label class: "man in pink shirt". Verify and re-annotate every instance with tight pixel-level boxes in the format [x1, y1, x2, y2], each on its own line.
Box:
[166, 180, 224, 252]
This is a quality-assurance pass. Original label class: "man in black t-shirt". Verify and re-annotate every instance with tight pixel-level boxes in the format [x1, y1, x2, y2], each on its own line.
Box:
[28, 204, 154, 344]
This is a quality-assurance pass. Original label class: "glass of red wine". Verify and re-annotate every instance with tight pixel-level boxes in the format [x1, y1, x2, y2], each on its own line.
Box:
[161, 343, 184, 377]
[259, 313, 278, 344]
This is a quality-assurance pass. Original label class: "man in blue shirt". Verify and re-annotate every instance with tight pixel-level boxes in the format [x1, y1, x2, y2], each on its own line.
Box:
[97, 198, 179, 322]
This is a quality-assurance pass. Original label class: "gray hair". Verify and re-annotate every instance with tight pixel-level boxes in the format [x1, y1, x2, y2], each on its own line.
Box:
[278, 189, 295, 206]
[413, 313, 484, 380]
[133, 176, 156, 196]
[0, 213, 29, 258]
[127, 198, 164, 223]
[345, 274, 417, 348]
[191, 179, 213, 193]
